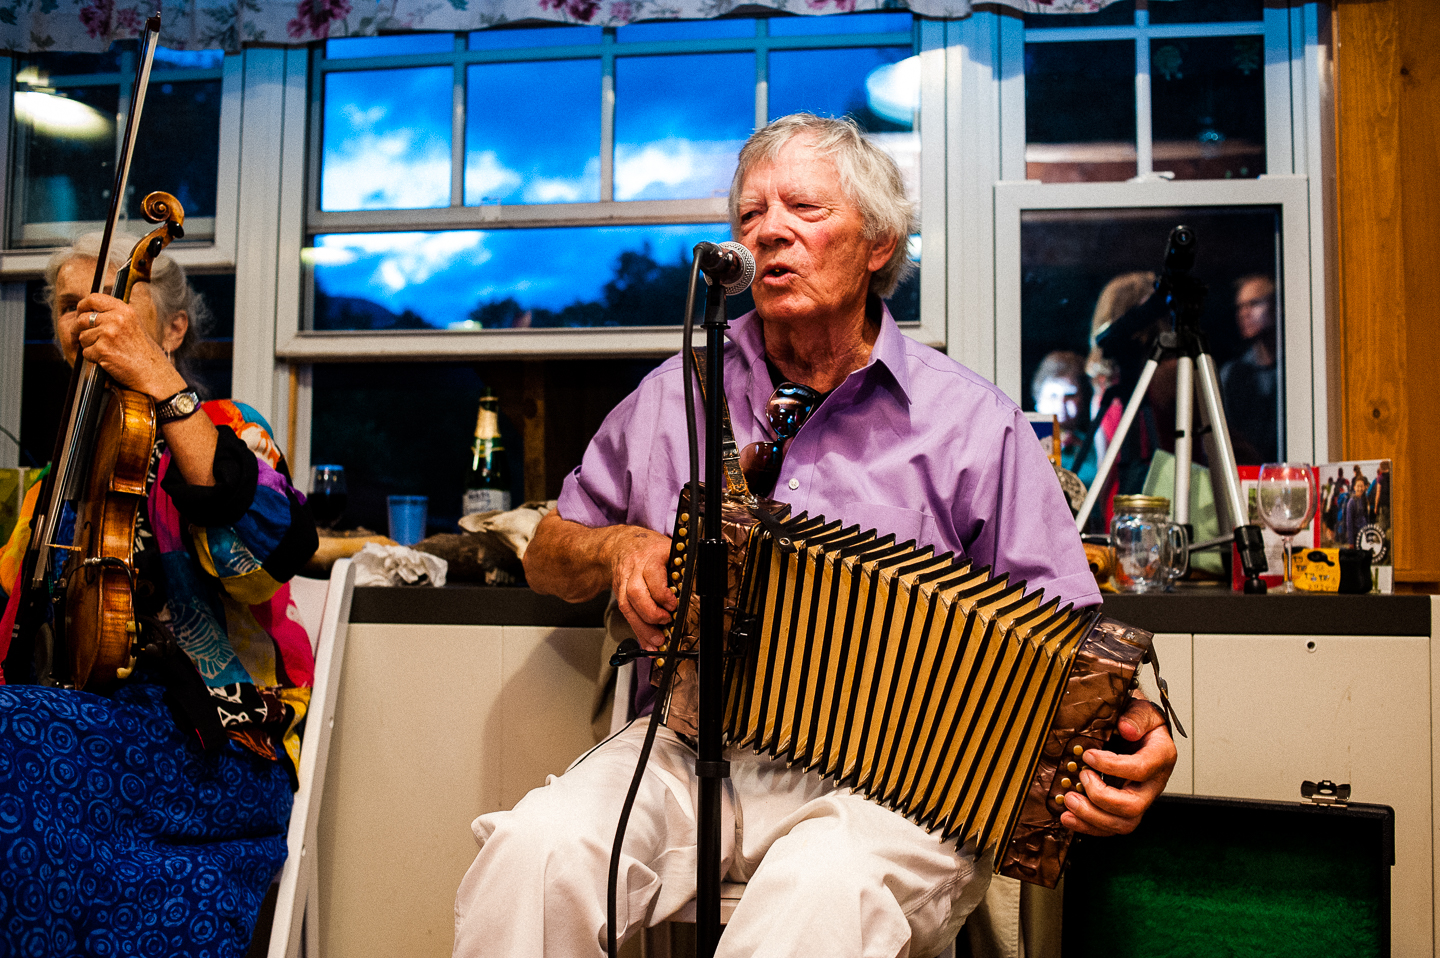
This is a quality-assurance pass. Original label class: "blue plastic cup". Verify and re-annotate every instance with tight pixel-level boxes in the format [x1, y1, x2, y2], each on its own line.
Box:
[387, 495, 428, 546]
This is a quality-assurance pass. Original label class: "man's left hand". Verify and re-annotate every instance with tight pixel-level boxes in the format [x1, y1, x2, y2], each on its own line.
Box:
[1060, 698, 1177, 836]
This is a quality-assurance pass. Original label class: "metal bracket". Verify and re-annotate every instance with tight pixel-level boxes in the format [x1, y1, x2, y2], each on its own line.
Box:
[1301, 779, 1351, 806]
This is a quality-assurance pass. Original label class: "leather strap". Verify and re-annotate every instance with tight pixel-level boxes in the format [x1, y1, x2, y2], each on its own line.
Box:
[690, 348, 753, 501]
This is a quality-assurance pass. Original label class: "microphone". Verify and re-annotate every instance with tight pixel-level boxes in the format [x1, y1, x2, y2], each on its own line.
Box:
[694, 241, 755, 296]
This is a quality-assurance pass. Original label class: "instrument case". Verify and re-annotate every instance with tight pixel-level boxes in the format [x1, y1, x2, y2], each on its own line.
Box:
[1061, 793, 1394, 957]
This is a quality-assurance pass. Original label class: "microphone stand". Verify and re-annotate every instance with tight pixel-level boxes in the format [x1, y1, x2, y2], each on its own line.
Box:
[697, 277, 730, 958]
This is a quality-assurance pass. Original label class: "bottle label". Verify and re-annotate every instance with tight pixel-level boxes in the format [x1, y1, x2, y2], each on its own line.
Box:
[463, 488, 512, 516]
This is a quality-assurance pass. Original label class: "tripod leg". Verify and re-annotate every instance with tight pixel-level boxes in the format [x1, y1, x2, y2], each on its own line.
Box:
[1194, 353, 1269, 592]
[1074, 359, 1161, 532]
[1173, 357, 1194, 527]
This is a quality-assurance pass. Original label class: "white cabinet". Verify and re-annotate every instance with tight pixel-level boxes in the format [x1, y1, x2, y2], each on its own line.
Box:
[316, 622, 607, 958]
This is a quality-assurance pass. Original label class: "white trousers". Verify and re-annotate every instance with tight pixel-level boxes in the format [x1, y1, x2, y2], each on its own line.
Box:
[453, 721, 990, 958]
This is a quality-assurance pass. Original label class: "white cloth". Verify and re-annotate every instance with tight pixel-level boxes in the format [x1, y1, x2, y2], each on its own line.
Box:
[351, 542, 448, 587]
[453, 721, 989, 958]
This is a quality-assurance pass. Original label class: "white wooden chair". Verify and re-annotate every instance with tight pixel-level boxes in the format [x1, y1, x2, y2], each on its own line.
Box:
[264, 557, 356, 958]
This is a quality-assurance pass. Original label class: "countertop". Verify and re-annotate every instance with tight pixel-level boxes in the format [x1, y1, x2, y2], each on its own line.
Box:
[350, 584, 1432, 636]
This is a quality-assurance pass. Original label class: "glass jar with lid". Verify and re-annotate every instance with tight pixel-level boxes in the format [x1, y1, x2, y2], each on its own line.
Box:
[1111, 495, 1189, 593]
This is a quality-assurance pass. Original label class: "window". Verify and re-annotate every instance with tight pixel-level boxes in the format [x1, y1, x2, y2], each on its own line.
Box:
[291, 13, 937, 358]
[8, 43, 227, 248]
[987, 0, 1326, 510]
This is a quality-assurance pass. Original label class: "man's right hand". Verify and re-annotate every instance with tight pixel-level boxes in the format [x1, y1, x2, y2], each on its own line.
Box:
[523, 510, 678, 649]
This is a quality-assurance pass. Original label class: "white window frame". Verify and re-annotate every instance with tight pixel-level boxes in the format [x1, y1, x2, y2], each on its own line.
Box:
[945, 2, 1330, 466]
[272, 17, 948, 362]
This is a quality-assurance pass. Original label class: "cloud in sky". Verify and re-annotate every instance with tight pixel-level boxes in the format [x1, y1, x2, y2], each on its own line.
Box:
[614, 137, 743, 201]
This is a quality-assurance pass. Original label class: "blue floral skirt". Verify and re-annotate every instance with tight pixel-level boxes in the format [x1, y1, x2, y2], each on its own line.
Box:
[0, 679, 292, 958]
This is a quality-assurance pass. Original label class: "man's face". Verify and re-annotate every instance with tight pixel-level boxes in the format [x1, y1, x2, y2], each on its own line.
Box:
[1235, 277, 1276, 341]
[735, 136, 895, 330]
[1035, 377, 1080, 428]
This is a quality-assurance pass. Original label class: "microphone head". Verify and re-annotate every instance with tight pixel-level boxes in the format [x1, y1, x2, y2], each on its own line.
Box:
[696, 240, 756, 296]
[715, 241, 755, 296]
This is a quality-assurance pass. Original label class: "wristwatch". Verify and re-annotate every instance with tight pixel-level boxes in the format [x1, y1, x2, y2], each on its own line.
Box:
[155, 388, 201, 424]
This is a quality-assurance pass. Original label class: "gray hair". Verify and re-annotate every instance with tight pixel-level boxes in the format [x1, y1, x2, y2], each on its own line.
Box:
[729, 113, 916, 299]
[43, 231, 213, 393]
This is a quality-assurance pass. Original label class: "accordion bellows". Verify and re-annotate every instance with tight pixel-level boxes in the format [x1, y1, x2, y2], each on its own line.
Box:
[660, 489, 1154, 887]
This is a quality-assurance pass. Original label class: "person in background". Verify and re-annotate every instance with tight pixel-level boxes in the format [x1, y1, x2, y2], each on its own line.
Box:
[1218, 275, 1279, 465]
[452, 114, 1176, 958]
[1338, 473, 1370, 551]
[1082, 271, 1159, 530]
[0, 232, 319, 957]
[1031, 349, 1095, 486]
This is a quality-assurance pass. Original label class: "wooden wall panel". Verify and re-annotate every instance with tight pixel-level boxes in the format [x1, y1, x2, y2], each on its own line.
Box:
[1332, 0, 1440, 584]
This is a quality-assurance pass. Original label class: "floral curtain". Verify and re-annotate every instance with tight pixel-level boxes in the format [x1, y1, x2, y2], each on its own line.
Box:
[1, 0, 1125, 54]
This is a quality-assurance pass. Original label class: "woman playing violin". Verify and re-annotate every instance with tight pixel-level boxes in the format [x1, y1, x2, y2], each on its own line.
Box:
[0, 233, 319, 957]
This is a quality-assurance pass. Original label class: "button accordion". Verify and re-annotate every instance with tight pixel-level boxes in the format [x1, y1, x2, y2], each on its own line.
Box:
[657, 488, 1158, 888]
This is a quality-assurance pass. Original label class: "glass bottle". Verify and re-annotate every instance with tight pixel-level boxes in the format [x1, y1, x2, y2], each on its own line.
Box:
[463, 389, 512, 516]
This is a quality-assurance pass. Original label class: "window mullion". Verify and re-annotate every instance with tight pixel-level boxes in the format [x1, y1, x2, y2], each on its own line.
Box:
[755, 19, 769, 132]
[1133, 9, 1154, 180]
[601, 31, 615, 204]
[452, 52, 466, 208]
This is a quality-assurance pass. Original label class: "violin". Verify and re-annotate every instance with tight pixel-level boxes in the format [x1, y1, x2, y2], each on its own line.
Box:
[62, 193, 185, 690]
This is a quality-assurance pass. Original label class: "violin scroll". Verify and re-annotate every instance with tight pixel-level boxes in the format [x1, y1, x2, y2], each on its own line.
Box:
[114, 191, 186, 302]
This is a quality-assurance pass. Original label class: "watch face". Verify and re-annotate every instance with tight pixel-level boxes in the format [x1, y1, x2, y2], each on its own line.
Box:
[175, 392, 198, 415]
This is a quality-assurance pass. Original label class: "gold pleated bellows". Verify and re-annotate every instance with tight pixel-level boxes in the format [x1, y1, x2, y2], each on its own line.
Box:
[719, 513, 1095, 857]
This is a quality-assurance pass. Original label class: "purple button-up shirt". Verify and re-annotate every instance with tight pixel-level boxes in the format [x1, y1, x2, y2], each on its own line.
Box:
[558, 306, 1100, 608]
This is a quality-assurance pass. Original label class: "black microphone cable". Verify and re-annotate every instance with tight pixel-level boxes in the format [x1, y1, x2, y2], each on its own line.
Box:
[605, 252, 706, 958]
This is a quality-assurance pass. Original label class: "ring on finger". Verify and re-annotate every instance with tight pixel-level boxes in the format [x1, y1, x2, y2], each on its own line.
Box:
[88, 311, 99, 327]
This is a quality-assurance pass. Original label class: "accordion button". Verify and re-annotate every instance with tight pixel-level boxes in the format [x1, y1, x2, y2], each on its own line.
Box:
[678, 527, 688, 538]
[1060, 777, 1072, 790]
[1066, 761, 1078, 773]
[1053, 796, 1066, 807]
[671, 572, 681, 582]
[1071, 744, 1084, 757]
[673, 557, 683, 567]
[681, 513, 690, 523]
[676, 542, 686, 552]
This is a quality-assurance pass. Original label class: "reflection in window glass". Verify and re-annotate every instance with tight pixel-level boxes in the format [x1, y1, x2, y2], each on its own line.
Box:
[1019, 206, 1282, 496]
[616, 19, 755, 43]
[325, 33, 455, 58]
[469, 26, 602, 49]
[1025, 41, 1136, 182]
[1151, 37, 1266, 180]
[1149, 0, 1263, 25]
[10, 84, 118, 232]
[128, 80, 222, 220]
[1024, 1, 1134, 29]
[768, 47, 911, 128]
[311, 363, 524, 537]
[766, 12, 912, 36]
[465, 61, 601, 205]
[307, 224, 740, 330]
[321, 66, 452, 211]
[613, 53, 753, 201]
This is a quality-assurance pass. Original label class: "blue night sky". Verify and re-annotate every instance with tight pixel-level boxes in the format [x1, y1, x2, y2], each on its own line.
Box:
[311, 38, 919, 330]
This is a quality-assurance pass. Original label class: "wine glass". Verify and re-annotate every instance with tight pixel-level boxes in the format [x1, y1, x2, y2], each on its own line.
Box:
[309, 464, 347, 532]
[1257, 462, 1316, 593]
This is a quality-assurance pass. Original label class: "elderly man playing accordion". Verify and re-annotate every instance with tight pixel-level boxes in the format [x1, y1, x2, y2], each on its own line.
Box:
[452, 113, 1176, 958]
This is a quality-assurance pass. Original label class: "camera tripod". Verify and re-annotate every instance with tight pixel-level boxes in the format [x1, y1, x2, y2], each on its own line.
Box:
[1072, 226, 1270, 594]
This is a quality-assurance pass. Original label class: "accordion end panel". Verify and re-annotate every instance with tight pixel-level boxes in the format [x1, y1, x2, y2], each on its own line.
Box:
[995, 616, 1154, 888]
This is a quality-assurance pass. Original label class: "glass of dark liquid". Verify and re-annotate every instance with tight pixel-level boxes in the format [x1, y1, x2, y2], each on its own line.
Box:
[309, 464, 347, 531]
